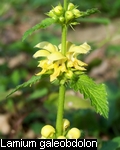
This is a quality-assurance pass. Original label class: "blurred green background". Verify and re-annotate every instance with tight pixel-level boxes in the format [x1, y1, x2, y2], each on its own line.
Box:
[0, 0, 120, 149]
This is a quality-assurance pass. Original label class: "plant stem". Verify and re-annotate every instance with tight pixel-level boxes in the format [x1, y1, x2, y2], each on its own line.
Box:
[56, 84, 66, 137]
[61, 25, 67, 55]
[61, 0, 68, 55]
[55, 0, 68, 138]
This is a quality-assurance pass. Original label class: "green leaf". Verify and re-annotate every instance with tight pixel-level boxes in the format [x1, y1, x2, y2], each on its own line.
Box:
[27, 88, 48, 102]
[100, 136, 120, 150]
[22, 18, 55, 41]
[70, 74, 109, 118]
[6, 75, 41, 98]
[45, 92, 93, 110]
[81, 8, 100, 17]
[78, 17, 111, 25]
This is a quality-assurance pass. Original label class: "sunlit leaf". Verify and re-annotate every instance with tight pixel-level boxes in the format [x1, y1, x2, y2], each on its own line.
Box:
[65, 92, 93, 110]
[44, 92, 93, 110]
[69, 74, 109, 118]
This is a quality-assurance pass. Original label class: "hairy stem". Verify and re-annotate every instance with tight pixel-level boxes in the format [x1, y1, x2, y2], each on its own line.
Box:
[55, 0, 68, 137]
[56, 84, 66, 137]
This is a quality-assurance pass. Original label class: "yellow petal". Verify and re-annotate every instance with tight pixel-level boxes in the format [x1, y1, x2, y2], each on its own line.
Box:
[67, 60, 74, 68]
[36, 60, 50, 75]
[37, 60, 48, 68]
[47, 52, 66, 61]
[50, 67, 61, 81]
[74, 65, 86, 70]
[77, 59, 88, 66]
[50, 62, 66, 82]
[66, 41, 75, 51]
[80, 42, 91, 51]
[67, 59, 87, 71]
[61, 63, 67, 72]
[33, 50, 50, 58]
[34, 42, 57, 53]
[69, 42, 91, 54]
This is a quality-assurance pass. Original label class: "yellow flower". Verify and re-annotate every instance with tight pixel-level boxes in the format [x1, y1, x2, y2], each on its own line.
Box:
[67, 41, 91, 71]
[66, 127, 81, 139]
[59, 41, 91, 71]
[41, 125, 55, 139]
[49, 61, 66, 82]
[33, 42, 67, 82]
[33, 41, 91, 82]
[33, 41, 65, 61]
[63, 118, 70, 131]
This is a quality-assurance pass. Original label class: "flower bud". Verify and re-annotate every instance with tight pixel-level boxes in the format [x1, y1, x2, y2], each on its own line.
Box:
[72, 9, 81, 18]
[60, 79, 66, 85]
[66, 128, 81, 139]
[41, 125, 55, 138]
[68, 3, 75, 10]
[59, 16, 65, 23]
[52, 16, 59, 21]
[65, 70, 73, 79]
[63, 119, 70, 131]
[47, 10, 55, 17]
[65, 11, 74, 22]
[57, 136, 66, 139]
[53, 5, 63, 16]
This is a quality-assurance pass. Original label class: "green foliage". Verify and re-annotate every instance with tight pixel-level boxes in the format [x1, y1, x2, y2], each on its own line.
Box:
[22, 7, 100, 42]
[80, 8, 100, 17]
[100, 136, 120, 150]
[78, 17, 110, 25]
[1, 0, 119, 140]
[45, 92, 93, 111]
[69, 74, 108, 118]
[71, 0, 120, 18]
[22, 18, 55, 41]
[6, 75, 42, 98]
[27, 89, 48, 102]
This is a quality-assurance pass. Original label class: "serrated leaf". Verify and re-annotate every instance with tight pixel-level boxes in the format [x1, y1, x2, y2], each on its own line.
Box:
[70, 74, 109, 118]
[22, 18, 55, 41]
[6, 75, 41, 98]
[80, 8, 100, 18]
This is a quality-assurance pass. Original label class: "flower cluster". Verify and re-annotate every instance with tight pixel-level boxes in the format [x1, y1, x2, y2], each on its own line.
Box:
[40, 119, 81, 139]
[46, 3, 83, 24]
[33, 41, 91, 83]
